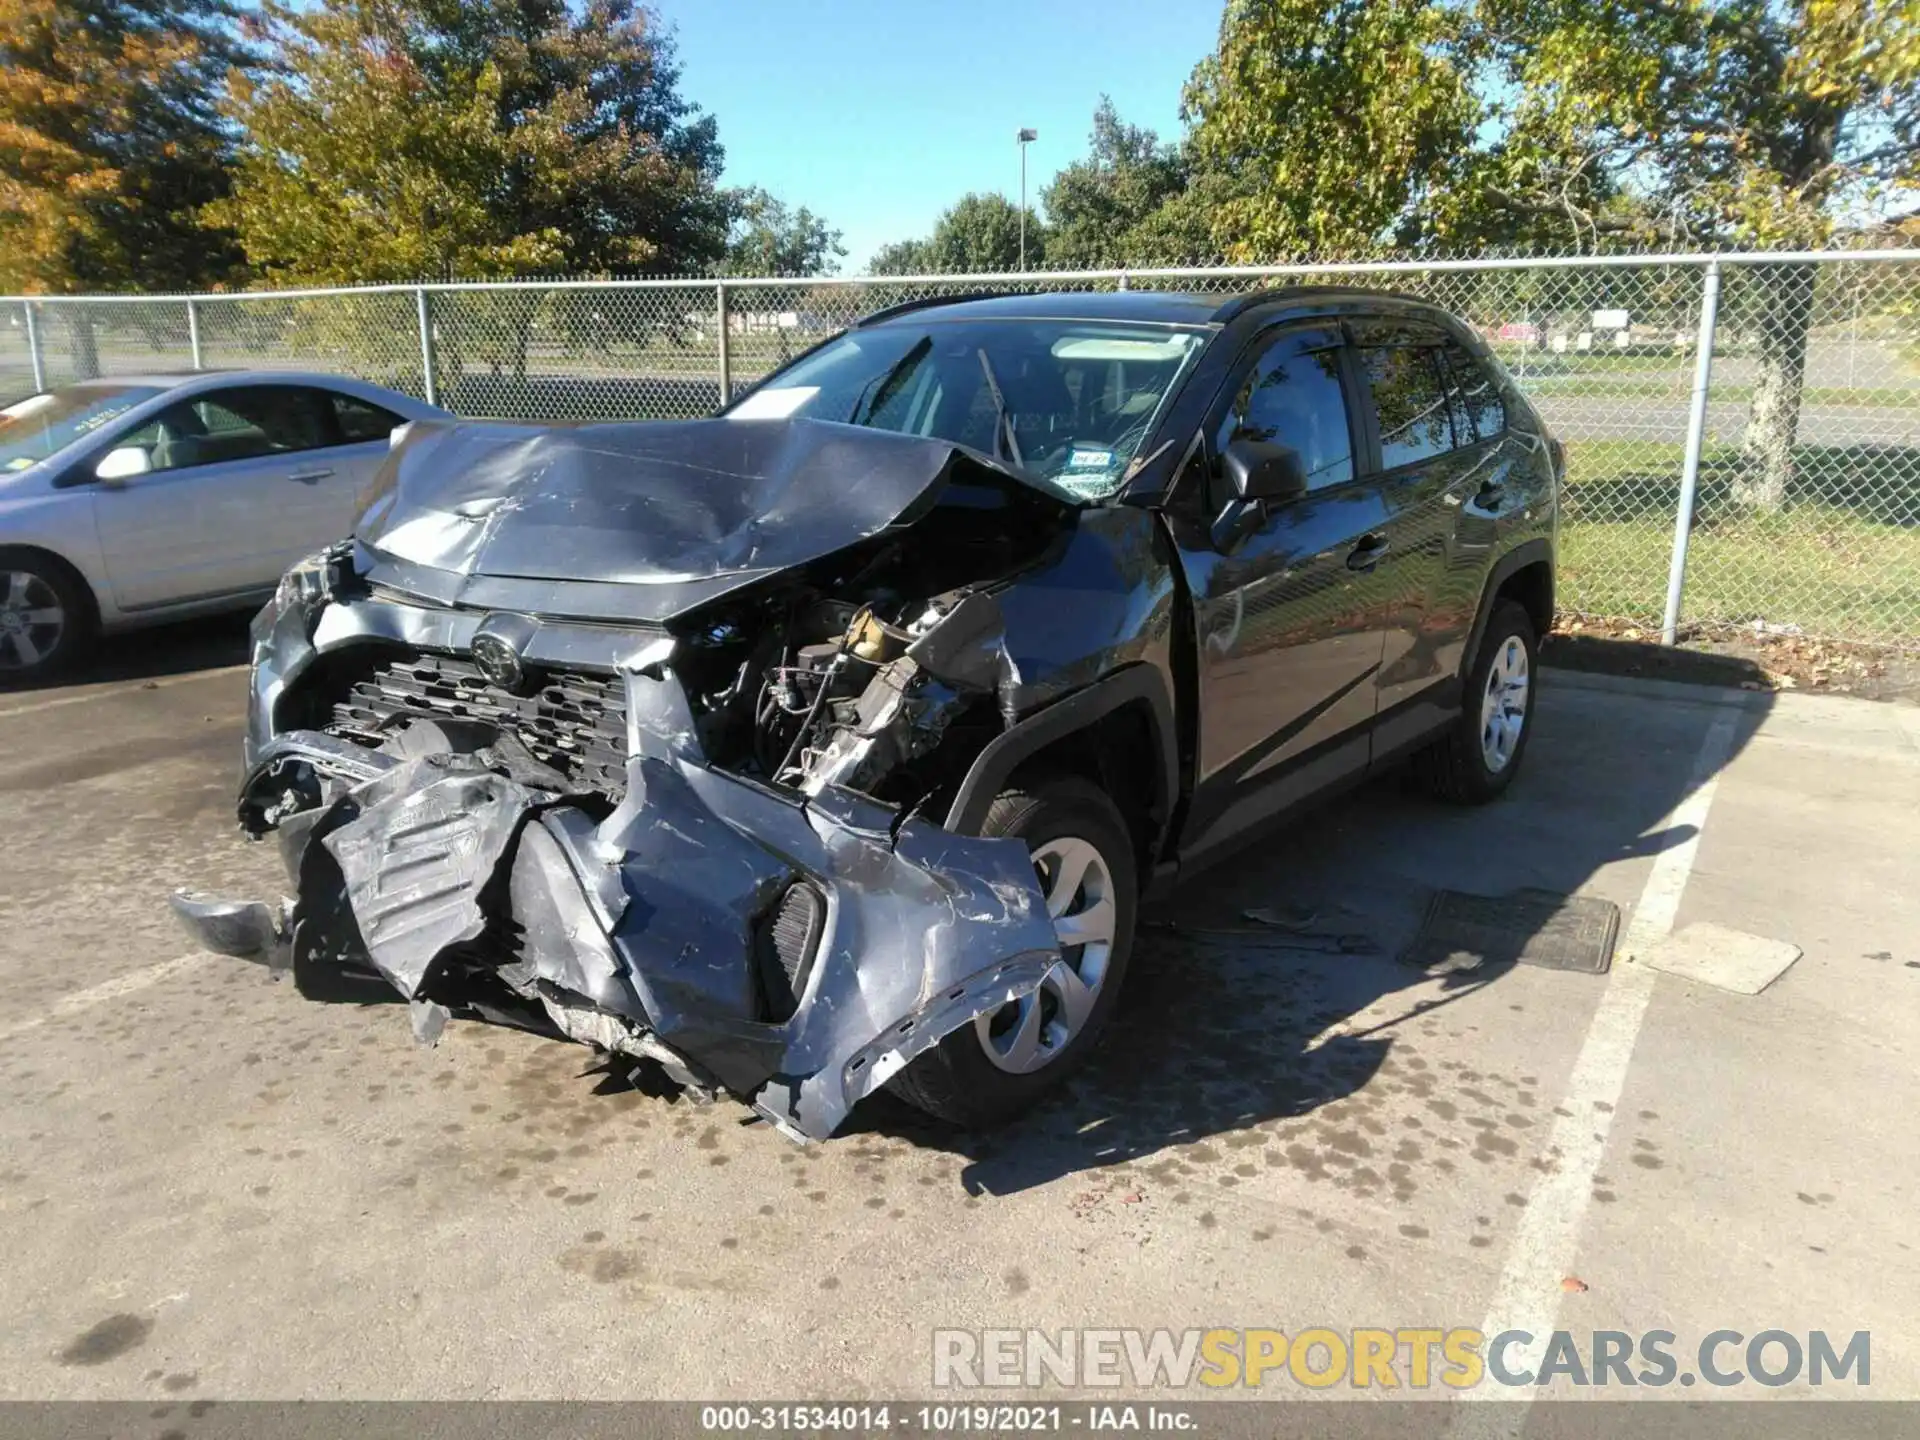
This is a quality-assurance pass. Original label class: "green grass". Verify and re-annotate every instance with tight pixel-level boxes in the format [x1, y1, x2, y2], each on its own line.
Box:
[1557, 438, 1920, 641]
[1519, 377, 1920, 407]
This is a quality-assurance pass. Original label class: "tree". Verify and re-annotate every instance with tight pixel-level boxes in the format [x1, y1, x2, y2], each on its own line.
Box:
[723, 187, 845, 276]
[868, 193, 1046, 276]
[0, 0, 247, 297]
[869, 239, 934, 276]
[214, 0, 729, 283]
[1041, 98, 1191, 268]
[1186, 0, 1920, 509]
[1471, 0, 1920, 505]
[1184, 0, 1481, 260]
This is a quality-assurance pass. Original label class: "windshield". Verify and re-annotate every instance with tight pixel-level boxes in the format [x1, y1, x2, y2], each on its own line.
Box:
[0, 385, 164, 473]
[724, 319, 1208, 499]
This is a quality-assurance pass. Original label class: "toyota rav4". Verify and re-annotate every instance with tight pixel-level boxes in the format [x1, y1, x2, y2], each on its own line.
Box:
[172, 288, 1560, 1141]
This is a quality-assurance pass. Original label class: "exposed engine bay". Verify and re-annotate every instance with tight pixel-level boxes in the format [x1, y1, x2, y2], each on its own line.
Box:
[171, 417, 1164, 1141]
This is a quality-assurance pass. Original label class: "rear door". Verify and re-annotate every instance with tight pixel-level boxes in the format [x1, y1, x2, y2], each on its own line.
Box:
[1170, 323, 1395, 862]
[1350, 318, 1514, 757]
[89, 385, 392, 609]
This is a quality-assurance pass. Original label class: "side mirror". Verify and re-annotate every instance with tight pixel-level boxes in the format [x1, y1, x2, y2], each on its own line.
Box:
[1220, 437, 1308, 505]
[95, 445, 152, 483]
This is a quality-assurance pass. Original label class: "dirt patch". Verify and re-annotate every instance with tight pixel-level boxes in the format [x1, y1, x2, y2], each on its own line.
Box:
[1546, 619, 1920, 703]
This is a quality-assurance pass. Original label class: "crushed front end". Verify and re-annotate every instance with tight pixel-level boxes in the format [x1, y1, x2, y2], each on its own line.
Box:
[172, 420, 1098, 1140]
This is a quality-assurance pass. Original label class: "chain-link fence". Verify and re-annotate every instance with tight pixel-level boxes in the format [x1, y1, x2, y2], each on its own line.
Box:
[6, 251, 1919, 648]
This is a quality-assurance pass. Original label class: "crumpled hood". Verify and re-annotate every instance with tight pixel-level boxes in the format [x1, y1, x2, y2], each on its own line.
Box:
[353, 417, 1076, 623]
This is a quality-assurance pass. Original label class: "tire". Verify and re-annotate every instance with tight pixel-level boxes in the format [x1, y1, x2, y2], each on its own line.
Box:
[0, 548, 94, 682]
[888, 776, 1138, 1129]
[1412, 599, 1537, 805]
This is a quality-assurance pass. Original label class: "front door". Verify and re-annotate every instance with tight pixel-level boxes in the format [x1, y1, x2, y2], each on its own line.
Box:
[89, 385, 385, 610]
[1169, 324, 1393, 864]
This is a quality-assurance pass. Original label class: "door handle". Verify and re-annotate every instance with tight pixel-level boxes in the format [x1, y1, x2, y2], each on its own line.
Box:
[1345, 534, 1390, 571]
[285, 467, 334, 483]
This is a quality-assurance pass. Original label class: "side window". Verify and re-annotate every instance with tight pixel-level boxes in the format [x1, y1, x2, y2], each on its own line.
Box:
[118, 387, 331, 473]
[1442, 341, 1506, 442]
[331, 393, 403, 444]
[1358, 344, 1456, 468]
[1216, 328, 1354, 491]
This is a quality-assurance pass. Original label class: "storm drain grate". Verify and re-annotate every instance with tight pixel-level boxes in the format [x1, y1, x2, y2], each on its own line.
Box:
[1402, 888, 1620, 976]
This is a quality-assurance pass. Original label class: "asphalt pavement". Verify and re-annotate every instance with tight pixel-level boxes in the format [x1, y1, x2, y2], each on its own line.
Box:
[1, 633, 1917, 1409]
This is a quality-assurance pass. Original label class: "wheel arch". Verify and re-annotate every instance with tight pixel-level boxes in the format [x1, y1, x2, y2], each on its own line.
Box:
[0, 542, 102, 630]
[1463, 540, 1553, 678]
[941, 665, 1179, 870]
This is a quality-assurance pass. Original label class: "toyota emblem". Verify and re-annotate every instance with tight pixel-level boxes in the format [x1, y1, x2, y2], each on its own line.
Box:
[472, 632, 527, 693]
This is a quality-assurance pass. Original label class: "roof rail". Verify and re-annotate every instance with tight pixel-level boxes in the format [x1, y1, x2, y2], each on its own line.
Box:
[852, 290, 1019, 327]
[1209, 283, 1433, 324]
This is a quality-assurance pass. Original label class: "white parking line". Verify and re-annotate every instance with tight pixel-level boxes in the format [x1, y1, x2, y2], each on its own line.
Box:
[0, 664, 248, 722]
[1454, 695, 1745, 1431]
[0, 952, 210, 1043]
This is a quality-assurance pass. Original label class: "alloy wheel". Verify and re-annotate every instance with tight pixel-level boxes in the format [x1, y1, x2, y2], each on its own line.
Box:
[1479, 635, 1530, 773]
[975, 835, 1116, 1074]
[0, 571, 65, 673]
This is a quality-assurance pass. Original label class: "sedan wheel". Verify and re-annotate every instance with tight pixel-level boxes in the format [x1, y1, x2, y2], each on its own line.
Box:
[0, 569, 67, 674]
[975, 835, 1117, 1074]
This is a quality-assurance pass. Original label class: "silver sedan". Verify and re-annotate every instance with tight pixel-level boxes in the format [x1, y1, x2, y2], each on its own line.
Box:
[0, 371, 447, 679]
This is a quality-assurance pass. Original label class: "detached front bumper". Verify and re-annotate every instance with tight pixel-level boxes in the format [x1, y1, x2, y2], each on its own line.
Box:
[172, 707, 1060, 1141]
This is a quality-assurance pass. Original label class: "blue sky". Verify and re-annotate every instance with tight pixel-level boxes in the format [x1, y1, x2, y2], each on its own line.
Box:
[658, 1, 1223, 271]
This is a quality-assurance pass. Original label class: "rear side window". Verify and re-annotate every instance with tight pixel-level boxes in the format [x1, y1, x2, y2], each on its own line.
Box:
[332, 393, 404, 444]
[1357, 343, 1456, 468]
[1217, 327, 1354, 491]
[1443, 341, 1506, 442]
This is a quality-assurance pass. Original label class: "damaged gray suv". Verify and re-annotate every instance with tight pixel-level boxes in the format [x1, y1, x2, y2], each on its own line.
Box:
[172, 289, 1560, 1140]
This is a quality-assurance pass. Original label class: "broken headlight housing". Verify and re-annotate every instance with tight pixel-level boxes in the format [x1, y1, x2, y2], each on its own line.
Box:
[275, 541, 352, 613]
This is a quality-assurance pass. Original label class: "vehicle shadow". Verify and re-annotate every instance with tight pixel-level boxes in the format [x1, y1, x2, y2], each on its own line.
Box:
[853, 681, 1773, 1196]
[0, 611, 252, 695]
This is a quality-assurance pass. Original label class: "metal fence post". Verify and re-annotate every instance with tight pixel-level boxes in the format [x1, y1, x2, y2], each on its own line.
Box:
[1116, 272, 1130, 291]
[23, 301, 45, 392]
[715, 282, 731, 408]
[1661, 259, 1722, 646]
[415, 287, 438, 407]
[186, 299, 203, 370]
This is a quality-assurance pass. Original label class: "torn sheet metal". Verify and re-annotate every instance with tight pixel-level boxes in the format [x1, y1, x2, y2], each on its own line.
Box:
[173, 722, 1060, 1142]
[321, 754, 554, 999]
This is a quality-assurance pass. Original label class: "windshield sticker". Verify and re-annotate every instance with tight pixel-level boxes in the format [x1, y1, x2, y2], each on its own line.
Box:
[1065, 445, 1115, 471]
[727, 386, 818, 421]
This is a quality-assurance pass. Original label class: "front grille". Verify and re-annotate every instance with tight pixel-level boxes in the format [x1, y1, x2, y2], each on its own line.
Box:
[328, 651, 629, 801]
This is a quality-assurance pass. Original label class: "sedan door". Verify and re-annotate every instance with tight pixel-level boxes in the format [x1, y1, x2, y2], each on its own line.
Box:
[88, 385, 387, 611]
[1169, 324, 1396, 864]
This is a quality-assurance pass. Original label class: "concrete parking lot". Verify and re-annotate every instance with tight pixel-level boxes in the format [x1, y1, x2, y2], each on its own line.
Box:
[2, 629, 1918, 1407]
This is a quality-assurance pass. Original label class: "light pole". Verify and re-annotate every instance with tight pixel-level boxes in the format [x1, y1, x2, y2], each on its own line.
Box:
[1017, 128, 1037, 271]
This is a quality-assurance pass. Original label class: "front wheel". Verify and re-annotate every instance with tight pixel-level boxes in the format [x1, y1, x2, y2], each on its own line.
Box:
[1412, 599, 1537, 805]
[0, 549, 93, 682]
[888, 776, 1138, 1129]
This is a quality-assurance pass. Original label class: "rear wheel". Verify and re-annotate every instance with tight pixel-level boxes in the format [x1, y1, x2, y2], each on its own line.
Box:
[888, 777, 1137, 1129]
[1412, 599, 1536, 804]
[0, 549, 93, 682]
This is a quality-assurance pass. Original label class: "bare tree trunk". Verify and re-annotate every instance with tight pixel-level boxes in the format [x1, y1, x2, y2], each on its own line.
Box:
[1733, 260, 1816, 511]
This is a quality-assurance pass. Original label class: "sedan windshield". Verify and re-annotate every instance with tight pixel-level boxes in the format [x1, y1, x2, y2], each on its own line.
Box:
[0, 384, 164, 473]
[724, 319, 1208, 499]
